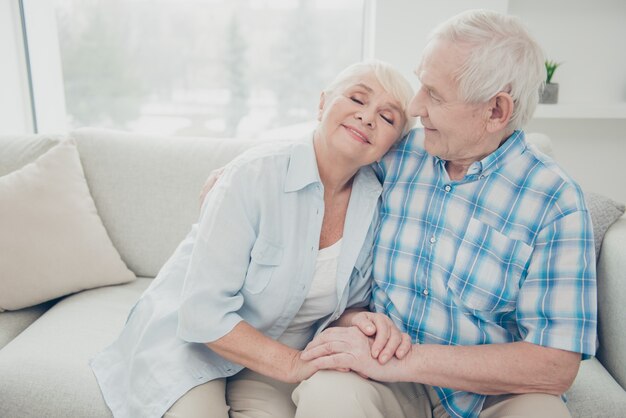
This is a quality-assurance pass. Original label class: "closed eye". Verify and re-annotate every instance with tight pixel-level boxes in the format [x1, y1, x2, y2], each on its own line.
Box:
[350, 97, 364, 105]
[380, 114, 394, 125]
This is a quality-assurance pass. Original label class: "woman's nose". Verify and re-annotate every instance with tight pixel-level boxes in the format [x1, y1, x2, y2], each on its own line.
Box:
[355, 110, 375, 127]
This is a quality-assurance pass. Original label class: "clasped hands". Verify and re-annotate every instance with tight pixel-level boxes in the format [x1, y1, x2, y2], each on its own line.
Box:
[300, 311, 412, 382]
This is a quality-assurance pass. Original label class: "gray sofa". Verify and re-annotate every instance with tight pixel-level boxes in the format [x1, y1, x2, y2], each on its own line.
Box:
[0, 128, 624, 417]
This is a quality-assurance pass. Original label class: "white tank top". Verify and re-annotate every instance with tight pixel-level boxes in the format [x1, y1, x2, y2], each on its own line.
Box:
[278, 239, 342, 349]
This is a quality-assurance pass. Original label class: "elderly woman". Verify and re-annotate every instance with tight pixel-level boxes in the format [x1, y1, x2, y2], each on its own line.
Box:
[90, 60, 415, 418]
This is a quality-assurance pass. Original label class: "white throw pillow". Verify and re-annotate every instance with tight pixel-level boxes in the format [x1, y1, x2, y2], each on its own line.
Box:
[0, 139, 135, 311]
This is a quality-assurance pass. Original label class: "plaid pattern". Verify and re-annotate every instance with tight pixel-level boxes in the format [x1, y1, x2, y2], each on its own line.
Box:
[372, 129, 597, 418]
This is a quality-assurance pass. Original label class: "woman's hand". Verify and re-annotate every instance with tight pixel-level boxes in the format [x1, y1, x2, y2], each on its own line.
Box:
[284, 350, 324, 383]
[347, 311, 412, 364]
[207, 322, 326, 384]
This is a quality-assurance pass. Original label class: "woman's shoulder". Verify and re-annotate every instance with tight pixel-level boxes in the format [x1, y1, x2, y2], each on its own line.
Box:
[355, 165, 383, 192]
[224, 139, 303, 175]
[231, 139, 301, 166]
[213, 138, 315, 197]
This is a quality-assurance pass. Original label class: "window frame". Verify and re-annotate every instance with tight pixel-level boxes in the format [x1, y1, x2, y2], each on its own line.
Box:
[16, 0, 376, 135]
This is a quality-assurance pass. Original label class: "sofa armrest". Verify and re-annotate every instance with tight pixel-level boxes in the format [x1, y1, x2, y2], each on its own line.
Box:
[596, 214, 626, 389]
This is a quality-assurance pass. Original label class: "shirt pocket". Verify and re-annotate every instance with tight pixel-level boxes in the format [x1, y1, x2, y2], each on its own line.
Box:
[446, 217, 533, 313]
[244, 236, 283, 294]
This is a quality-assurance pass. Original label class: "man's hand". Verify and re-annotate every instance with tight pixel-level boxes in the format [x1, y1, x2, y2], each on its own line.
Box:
[199, 166, 226, 207]
[347, 311, 412, 364]
[301, 326, 411, 382]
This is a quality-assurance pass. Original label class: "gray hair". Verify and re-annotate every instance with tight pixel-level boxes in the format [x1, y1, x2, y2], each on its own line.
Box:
[429, 9, 545, 130]
[324, 60, 416, 137]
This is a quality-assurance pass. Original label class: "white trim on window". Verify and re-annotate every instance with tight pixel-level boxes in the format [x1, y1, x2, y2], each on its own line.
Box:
[0, 0, 32, 134]
[22, 0, 67, 133]
[362, 0, 376, 59]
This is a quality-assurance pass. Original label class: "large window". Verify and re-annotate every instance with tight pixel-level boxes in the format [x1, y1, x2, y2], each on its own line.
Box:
[22, 0, 368, 138]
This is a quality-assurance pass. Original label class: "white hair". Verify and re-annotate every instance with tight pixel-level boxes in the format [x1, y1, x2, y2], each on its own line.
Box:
[429, 9, 545, 130]
[323, 60, 416, 137]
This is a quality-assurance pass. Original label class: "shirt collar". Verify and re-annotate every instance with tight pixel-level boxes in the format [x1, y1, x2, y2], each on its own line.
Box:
[435, 130, 526, 179]
[284, 132, 322, 193]
[283, 132, 382, 197]
[479, 130, 526, 176]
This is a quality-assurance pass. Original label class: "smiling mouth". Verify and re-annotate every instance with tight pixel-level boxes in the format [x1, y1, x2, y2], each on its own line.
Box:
[421, 119, 436, 132]
[343, 125, 371, 144]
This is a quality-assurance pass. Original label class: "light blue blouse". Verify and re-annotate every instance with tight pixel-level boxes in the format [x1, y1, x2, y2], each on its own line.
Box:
[90, 136, 382, 418]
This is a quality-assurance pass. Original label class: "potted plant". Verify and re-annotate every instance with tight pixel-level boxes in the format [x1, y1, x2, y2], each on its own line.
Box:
[540, 59, 561, 104]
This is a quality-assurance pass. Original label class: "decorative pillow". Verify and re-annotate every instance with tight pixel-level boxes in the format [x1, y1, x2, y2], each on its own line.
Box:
[584, 191, 625, 259]
[0, 140, 135, 311]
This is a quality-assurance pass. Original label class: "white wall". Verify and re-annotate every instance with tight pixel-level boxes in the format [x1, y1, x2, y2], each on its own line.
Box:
[512, 0, 626, 203]
[0, 0, 33, 134]
[374, 0, 626, 203]
[509, 0, 626, 105]
[373, 0, 507, 90]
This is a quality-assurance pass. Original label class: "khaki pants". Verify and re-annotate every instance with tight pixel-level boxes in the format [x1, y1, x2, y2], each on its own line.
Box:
[164, 369, 297, 418]
[165, 369, 571, 418]
[292, 371, 571, 418]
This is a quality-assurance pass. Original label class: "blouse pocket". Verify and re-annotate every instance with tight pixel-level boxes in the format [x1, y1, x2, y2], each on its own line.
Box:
[447, 217, 533, 313]
[243, 236, 283, 294]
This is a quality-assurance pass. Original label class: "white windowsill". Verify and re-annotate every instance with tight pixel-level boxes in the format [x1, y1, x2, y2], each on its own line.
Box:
[533, 103, 626, 120]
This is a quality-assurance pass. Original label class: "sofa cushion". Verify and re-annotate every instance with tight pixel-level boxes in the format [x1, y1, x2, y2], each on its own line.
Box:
[583, 192, 625, 259]
[72, 128, 261, 277]
[567, 357, 626, 418]
[0, 278, 151, 418]
[0, 299, 57, 349]
[0, 140, 135, 311]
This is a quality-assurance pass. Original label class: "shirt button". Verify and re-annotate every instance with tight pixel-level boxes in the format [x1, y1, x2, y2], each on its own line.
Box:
[444, 185, 451, 192]
[429, 236, 436, 244]
[423, 289, 429, 296]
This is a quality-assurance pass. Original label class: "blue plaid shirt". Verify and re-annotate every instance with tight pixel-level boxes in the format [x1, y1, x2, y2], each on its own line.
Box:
[372, 129, 597, 418]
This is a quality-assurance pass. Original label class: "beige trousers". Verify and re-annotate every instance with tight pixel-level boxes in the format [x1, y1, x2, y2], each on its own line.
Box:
[164, 369, 571, 418]
[163, 369, 297, 418]
[292, 370, 572, 418]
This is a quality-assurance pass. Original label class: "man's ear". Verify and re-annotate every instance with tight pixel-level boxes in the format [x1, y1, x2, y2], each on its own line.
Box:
[486, 92, 514, 133]
[318, 92, 326, 121]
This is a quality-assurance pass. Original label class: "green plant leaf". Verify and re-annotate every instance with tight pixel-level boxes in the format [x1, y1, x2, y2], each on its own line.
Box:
[545, 59, 561, 84]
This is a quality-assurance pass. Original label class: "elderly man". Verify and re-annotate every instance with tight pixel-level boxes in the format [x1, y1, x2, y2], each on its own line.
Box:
[296, 9, 597, 418]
